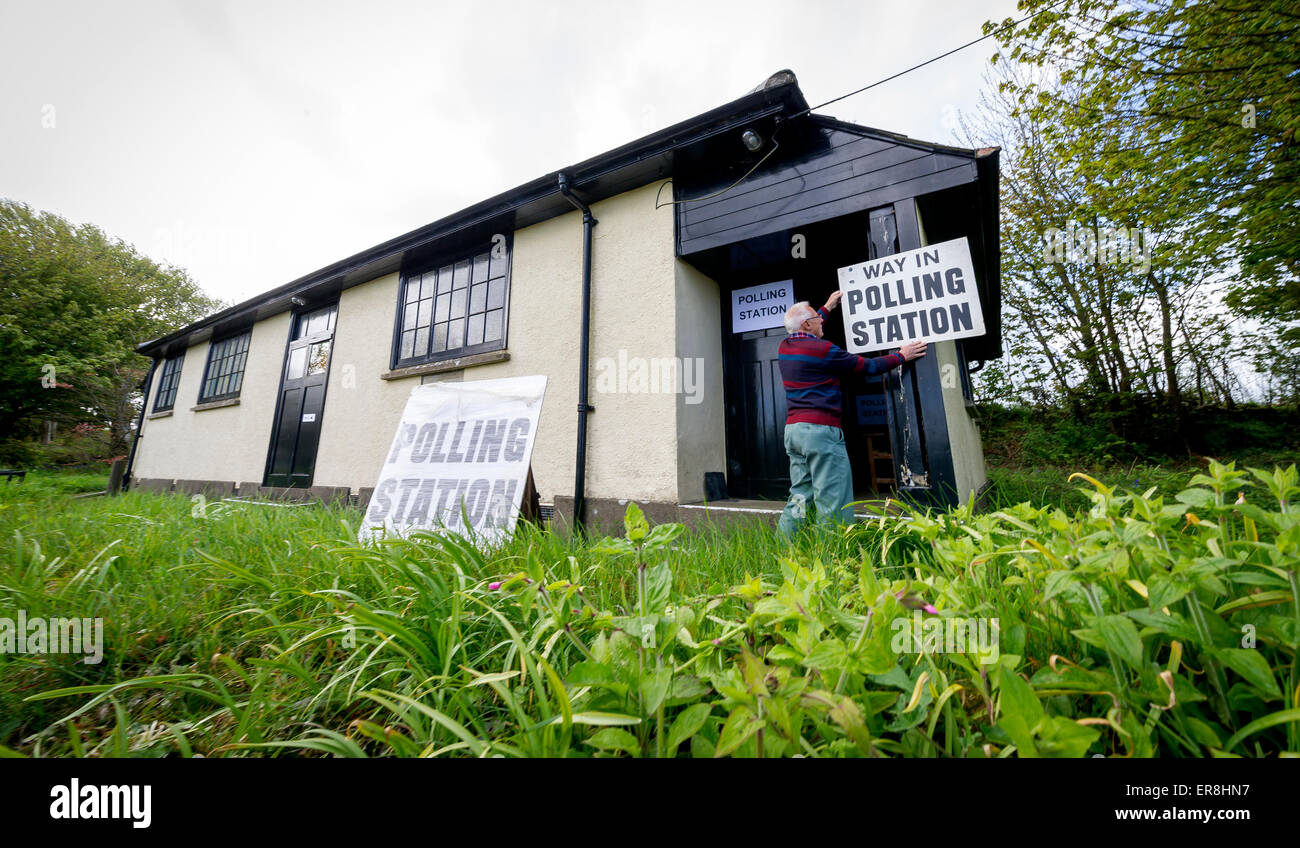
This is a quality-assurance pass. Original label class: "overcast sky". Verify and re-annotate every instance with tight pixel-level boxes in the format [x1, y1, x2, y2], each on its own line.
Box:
[1, 0, 1021, 306]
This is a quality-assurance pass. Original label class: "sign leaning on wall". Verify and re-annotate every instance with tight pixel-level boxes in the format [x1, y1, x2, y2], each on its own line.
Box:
[837, 237, 985, 353]
[731, 280, 794, 333]
[359, 375, 547, 545]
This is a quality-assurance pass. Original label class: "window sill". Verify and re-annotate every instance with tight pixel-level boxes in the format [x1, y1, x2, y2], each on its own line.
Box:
[380, 349, 509, 381]
[147, 410, 174, 420]
[191, 398, 241, 412]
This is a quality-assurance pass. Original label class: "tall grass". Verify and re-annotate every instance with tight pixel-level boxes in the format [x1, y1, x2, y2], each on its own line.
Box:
[1, 461, 1297, 757]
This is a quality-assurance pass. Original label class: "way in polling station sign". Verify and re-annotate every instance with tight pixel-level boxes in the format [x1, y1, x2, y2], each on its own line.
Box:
[359, 375, 547, 545]
[837, 237, 986, 353]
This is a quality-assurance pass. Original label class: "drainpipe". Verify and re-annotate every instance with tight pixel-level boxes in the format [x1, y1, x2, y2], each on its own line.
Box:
[558, 172, 597, 532]
[122, 356, 159, 492]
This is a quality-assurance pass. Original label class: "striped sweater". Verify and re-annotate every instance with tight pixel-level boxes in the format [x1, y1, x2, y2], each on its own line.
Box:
[779, 308, 906, 428]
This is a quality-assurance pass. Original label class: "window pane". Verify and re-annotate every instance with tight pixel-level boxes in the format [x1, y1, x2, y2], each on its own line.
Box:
[484, 309, 504, 343]
[417, 299, 433, 327]
[420, 273, 438, 300]
[403, 303, 418, 331]
[435, 293, 451, 321]
[400, 331, 415, 360]
[453, 260, 470, 289]
[470, 283, 486, 315]
[447, 318, 464, 349]
[489, 248, 507, 279]
[438, 265, 454, 293]
[288, 347, 307, 379]
[307, 340, 331, 375]
[406, 279, 420, 303]
[433, 323, 447, 352]
[487, 278, 504, 310]
[472, 253, 489, 283]
[450, 288, 466, 318]
[467, 313, 484, 346]
[412, 327, 429, 359]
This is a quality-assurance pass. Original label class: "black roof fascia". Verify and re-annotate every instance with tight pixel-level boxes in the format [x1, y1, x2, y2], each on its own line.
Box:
[137, 81, 810, 358]
[807, 114, 986, 158]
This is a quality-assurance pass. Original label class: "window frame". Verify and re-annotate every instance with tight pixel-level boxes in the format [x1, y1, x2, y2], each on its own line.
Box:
[198, 329, 253, 403]
[152, 352, 185, 413]
[389, 237, 512, 370]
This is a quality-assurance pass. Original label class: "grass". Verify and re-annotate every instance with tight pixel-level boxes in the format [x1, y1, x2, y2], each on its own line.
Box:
[0, 466, 110, 499]
[1, 459, 1296, 757]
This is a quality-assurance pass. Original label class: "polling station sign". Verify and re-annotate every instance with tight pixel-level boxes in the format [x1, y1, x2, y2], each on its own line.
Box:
[731, 280, 793, 333]
[359, 375, 547, 545]
[837, 237, 985, 353]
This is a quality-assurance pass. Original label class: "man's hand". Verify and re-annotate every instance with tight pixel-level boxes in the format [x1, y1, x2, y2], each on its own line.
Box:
[898, 340, 926, 362]
[822, 291, 844, 312]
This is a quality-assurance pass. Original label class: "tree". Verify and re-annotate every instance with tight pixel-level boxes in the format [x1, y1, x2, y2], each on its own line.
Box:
[985, 0, 1300, 336]
[0, 199, 220, 460]
[962, 57, 1241, 425]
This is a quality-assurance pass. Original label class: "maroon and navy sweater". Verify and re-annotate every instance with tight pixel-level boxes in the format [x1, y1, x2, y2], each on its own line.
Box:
[779, 308, 906, 428]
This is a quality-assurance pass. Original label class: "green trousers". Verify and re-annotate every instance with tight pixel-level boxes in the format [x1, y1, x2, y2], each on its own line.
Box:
[777, 422, 854, 537]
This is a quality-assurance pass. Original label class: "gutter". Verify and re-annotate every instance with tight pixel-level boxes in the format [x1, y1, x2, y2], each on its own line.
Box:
[558, 172, 597, 533]
[135, 92, 801, 359]
[122, 357, 159, 492]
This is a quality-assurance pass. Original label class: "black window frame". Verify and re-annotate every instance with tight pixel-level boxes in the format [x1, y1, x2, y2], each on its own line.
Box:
[152, 352, 185, 412]
[390, 237, 512, 369]
[198, 330, 252, 403]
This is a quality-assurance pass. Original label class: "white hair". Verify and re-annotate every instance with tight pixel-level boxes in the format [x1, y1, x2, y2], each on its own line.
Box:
[784, 301, 817, 334]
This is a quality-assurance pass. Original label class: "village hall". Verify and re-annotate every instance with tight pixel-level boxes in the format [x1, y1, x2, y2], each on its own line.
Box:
[125, 70, 1002, 533]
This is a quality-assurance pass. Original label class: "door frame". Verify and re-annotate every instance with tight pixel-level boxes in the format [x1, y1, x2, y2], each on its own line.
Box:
[262, 300, 339, 488]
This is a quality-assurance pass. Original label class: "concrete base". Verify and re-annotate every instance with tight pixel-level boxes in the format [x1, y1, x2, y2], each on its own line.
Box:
[552, 494, 909, 537]
[131, 478, 174, 493]
[175, 479, 236, 499]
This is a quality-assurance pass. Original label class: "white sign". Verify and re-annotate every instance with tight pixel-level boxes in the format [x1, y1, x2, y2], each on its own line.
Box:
[732, 280, 794, 333]
[837, 237, 985, 353]
[301, 413, 316, 423]
[359, 375, 547, 545]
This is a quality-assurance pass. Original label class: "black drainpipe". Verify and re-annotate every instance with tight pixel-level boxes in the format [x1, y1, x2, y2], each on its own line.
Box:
[122, 356, 159, 491]
[558, 172, 597, 532]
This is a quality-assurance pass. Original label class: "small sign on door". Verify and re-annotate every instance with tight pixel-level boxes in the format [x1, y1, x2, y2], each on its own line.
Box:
[731, 280, 794, 333]
[301, 413, 317, 423]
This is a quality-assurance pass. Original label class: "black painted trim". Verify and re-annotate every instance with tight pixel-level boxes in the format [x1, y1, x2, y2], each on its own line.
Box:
[137, 81, 808, 360]
[197, 329, 253, 404]
[389, 236, 513, 372]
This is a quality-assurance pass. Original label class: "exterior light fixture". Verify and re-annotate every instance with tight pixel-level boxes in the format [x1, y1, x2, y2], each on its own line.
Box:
[741, 129, 763, 152]
[290, 296, 306, 306]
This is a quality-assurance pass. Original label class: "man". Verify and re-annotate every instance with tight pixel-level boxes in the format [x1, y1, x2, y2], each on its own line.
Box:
[777, 292, 925, 537]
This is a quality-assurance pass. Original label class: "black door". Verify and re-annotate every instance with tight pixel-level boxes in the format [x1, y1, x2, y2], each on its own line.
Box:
[728, 328, 789, 499]
[265, 303, 337, 488]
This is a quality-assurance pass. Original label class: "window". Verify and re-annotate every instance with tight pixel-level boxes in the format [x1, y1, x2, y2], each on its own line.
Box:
[199, 331, 251, 402]
[153, 353, 184, 412]
[394, 240, 510, 367]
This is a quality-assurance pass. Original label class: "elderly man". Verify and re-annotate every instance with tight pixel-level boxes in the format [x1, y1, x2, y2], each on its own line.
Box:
[777, 292, 925, 537]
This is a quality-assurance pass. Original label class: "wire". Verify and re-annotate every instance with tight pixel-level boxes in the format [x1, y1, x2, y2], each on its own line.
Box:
[792, 0, 1074, 120]
[659, 0, 1072, 210]
[654, 126, 785, 209]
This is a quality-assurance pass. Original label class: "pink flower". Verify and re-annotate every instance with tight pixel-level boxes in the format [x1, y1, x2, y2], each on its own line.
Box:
[488, 582, 502, 591]
[922, 604, 939, 615]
